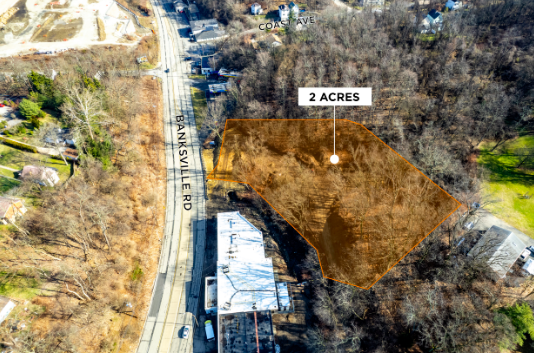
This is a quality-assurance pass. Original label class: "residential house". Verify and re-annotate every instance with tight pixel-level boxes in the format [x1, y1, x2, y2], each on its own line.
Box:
[468, 225, 526, 279]
[0, 197, 27, 225]
[288, 2, 299, 17]
[0, 296, 16, 325]
[279, 4, 289, 21]
[190, 19, 220, 36]
[426, 9, 443, 30]
[444, 0, 462, 11]
[19, 165, 60, 186]
[201, 57, 214, 75]
[251, 3, 263, 15]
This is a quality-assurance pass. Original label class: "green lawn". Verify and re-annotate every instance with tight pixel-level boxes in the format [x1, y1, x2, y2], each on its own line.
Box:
[478, 136, 534, 238]
[188, 74, 206, 80]
[0, 144, 71, 181]
[254, 11, 278, 21]
[190, 87, 207, 130]
[0, 271, 42, 300]
[0, 177, 20, 193]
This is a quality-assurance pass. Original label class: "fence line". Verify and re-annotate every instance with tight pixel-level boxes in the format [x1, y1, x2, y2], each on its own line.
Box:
[115, 1, 148, 30]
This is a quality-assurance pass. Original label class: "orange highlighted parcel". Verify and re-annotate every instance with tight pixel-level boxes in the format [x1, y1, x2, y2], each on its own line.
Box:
[208, 119, 460, 289]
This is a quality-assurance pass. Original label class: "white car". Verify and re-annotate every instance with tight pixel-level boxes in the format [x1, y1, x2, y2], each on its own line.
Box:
[182, 325, 191, 339]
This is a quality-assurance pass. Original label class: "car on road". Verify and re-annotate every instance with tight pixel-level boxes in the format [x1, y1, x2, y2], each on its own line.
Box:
[182, 325, 190, 339]
[165, 68, 170, 73]
[184, 57, 192, 61]
[0, 103, 5, 107]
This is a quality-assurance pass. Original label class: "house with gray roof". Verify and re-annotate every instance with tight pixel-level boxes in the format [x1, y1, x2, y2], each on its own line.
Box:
[468, 225, 526, 278]
[190, 19, 220, 35]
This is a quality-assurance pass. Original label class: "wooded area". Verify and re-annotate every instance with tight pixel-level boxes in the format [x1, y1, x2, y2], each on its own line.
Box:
[202, 0, 534, 351]
[0, 48, 166, 352]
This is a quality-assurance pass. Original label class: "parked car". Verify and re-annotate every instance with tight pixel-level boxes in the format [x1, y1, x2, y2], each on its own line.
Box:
[521, 249, 531, 260]
[165, 68, 170, 73]
[182, 325, 190, 339]
[0, 103, 5, 107]
[184, 57, 192, 61]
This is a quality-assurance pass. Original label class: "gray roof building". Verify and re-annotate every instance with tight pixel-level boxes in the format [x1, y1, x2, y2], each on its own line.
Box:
[190, 19, 219, 35]
[196, 29, 228, 42]
[469, 225, 526, 278]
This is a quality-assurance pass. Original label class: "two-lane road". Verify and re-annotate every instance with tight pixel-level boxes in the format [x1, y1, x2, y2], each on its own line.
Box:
[137, 1, 206, 352]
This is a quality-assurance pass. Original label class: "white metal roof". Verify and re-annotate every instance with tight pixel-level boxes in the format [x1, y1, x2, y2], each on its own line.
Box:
[205, 276, 217, 310]
[524, 259, 534, 275]
[216, 212, 278, 314]
[217, 259, 278, 314]
[217, 212, 266, 263]
[276, 282, 290, 308]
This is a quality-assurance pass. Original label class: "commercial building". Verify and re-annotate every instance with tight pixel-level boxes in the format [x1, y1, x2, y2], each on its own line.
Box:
[190, 19, 220, 36]
[205, 212, 293, 353]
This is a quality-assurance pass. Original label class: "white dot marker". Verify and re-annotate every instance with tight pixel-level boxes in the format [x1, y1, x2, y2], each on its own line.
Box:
[330, 154, 339, 164]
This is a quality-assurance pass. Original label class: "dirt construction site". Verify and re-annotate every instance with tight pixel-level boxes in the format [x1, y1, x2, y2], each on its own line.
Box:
[0, 0, 152, 57]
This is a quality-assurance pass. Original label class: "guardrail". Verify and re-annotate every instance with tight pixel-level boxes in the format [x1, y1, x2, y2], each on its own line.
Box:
[115, 1, 148, 30]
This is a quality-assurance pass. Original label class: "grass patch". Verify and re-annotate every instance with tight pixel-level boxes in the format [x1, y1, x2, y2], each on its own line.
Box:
[0, 271, 42, 300]
[478, 136, 534, 238]
[131, 262, 144, 281]
[0, 177, 20, 193]
[254, 11, 278, 21]
[190, 87, 207, 130]
[188, 74, 206, 80]
[419, 34, 436, 42]
[139, 62, 156, 70]
[0, 144, 70, 181]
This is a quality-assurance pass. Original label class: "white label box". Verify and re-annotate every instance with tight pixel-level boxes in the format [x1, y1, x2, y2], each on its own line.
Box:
[298, 87, 372, 106]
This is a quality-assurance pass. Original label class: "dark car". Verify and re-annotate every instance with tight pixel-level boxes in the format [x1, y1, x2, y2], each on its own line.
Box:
[165, 68, 170, 73]
[184, 57, 192, 61]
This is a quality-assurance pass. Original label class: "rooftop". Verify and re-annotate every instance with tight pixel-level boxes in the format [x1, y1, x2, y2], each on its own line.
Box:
[206, 276, 217, 309]
[190, 19, 219, 30]
[196, 30, 228, 42]
[219, 311, 275, 353]
[217, 259, 278, 314]
[217, 211, 266, 262]
[276, 282, 290, 308]
[216, 212, 278, 314]
[428, 9, 441, 19]
[208, 82, 231, 93]
[469, 225, 526, 278]
[0, 197, 21, 218]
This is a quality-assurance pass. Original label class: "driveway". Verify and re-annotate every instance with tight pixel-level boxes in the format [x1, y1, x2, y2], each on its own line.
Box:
[471, 209, 534, 248]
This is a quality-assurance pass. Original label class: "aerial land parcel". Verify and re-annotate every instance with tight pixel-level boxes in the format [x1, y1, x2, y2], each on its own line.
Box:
[209, 119, 460, 289]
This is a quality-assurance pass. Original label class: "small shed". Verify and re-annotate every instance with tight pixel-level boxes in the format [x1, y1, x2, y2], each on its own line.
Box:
[276, 282, 292, 311]
[523, 259, 534, 275]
